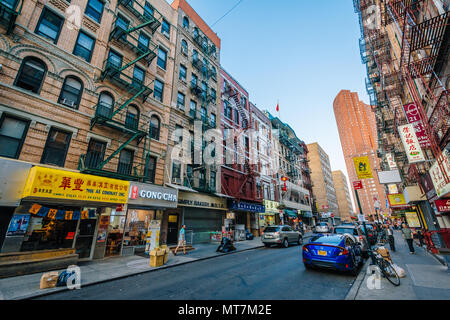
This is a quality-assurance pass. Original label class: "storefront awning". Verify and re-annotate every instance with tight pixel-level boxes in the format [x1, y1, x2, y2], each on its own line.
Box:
[284, 209, 298, 218]
[166, 183, 198, 193]
[215, 192, 234, 199]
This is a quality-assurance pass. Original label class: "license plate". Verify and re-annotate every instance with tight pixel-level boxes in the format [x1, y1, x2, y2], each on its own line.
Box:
[318, 250, 327, 256]
[265, 235, 273, 238]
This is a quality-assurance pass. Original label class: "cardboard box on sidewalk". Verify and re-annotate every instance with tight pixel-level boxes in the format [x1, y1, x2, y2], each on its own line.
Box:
[376, 247, 391, 261]
[39, 272, 59, 289]
[149, 249, 165, 267]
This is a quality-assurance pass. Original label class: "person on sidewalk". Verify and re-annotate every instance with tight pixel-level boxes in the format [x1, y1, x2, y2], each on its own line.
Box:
[386, 224, 396, 252]
[401, 223, 415, 254]
[174, 225, 186, 256]
[416, 229, 425, 247]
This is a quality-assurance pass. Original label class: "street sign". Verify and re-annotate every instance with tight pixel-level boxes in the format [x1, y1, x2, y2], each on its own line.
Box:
[353, 156, 373, 179]
[353, 181, 363, 190]
[357, 214, 366, 222]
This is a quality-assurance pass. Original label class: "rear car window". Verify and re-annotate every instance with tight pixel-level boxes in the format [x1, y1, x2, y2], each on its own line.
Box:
[310, 235, 343, 245]
[264, 227, 279, 233]
[318, 222, 328, 226]
[334, 228, 355, 235]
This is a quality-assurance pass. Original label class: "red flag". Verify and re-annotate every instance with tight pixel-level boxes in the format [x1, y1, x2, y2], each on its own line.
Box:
[276, 103, 279, 112]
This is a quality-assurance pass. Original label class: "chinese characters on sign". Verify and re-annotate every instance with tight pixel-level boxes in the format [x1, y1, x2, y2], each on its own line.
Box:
[385, 153, 398, 170]
[22, 167, 129, 203]
[398, 124, 425, 164]
[429, 150, 450, 198]
[353, 181, 363, 190]
[403, 103, 431, 148]
[353, 156, 373, 179]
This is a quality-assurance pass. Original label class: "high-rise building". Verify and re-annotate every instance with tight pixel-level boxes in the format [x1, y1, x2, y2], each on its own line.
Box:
[306, 143, 338, 221]
[333, 90, 388, 220]
[332, 170, 354, 222]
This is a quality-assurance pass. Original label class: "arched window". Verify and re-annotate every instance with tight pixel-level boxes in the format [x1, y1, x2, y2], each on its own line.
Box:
[193, 49, 198, 61]
[150, 115, 160, 140]
[14, 57, 47, 94]
[193, 27, 199, 38]
[97, 91, 114, 118]
[183, 16, 189, 29]
[181, 39, 188, 54]
[58, 76, 83, 109]
[126, 105, 139, 129]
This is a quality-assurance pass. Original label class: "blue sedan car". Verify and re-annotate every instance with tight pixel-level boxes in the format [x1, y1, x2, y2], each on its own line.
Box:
[302, 234, 363, 275]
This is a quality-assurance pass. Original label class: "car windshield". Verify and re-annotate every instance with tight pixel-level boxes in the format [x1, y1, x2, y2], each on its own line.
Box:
[334, 228, 355, 234]
[310, 235, 343, 245]
[318, 223, 328, 226]
[264, 227, 279, 233]
[361, 224, 374, 231]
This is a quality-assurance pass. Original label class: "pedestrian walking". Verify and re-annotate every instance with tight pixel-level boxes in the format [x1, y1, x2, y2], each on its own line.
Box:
[174, 225, 186, 256]
[401, 223, 415, 254]
[416, 229, 425, 247]
[386, 224, 395, 252]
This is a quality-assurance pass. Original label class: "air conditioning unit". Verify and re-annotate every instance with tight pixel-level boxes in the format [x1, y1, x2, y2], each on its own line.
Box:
[62, 99, 75, 107]
[172, 177, 182, 184]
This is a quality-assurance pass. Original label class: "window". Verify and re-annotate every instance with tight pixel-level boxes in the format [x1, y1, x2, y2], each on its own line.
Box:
[85, 139, 106, 169]
[85, 0, 104, 23]
[157, 47, 167, 69]
[181, 39, 188, 55]
[117, 149, 134, 175]
[153, 79, 164, 102]
[14, 57, 47, 94]
[211, 66, 217, 80]
[144, 2, 154, 18]
[41, 128, 72, 167]
[35, 7, 64, 43]
[97, 91, 114, 117]
[183, 16, 189, 29]
[224, 101, 232, 119]
[0, 115, 29, 159]
[234, 108, 239, 125]
[211, 88, 216, 102]
[210, 171, 216, 190]
[191, 74, 198, 87]
[201, 81, 207, 99]
[172, 162, 181, 181]
[150, 115, 160, 140]
[73, 31, 95, 62]
[125, 105, 139, 129]
[115, 14, 129, 40]
[179, 64, 187, 81]
[193, 49, 198, 61]
[193, 27, 199, 38]
[107, 49, 123, 68]
[210, 113, 216, 128]
[132, 65, 145, 86]
[58, 76, 83, 109]
[145, 155, 157, 183]
[138, 32, 150, 51]
[200, 106, 207, 122]
[177, 92, 185, 108]
[161, 19, 170, 38]
[189, 100, 196, 117]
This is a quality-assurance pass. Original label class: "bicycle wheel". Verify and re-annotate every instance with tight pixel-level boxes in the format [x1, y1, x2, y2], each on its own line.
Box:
[379, 259, 400, 286]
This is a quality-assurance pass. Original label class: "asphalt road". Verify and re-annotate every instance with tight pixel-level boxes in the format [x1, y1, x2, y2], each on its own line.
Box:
[36, 244, 360, 300]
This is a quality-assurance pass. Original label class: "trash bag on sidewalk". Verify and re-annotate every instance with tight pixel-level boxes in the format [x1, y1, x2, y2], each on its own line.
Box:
[393, 264, 406, 278]
[217, 237, 236, 253]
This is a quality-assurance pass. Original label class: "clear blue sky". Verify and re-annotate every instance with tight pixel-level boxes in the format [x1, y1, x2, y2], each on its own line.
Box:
[171, 0, 369, 200]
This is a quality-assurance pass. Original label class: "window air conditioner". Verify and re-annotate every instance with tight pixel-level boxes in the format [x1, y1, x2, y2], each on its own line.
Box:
[62, 99, 75, 107]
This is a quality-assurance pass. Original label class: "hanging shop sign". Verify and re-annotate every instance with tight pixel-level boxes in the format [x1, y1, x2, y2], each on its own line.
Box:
[128, 182, 178, 208]
[429, 150, 450, 198]
[353, 181, 363, 190]
[263, 200, 280, 215]
[405, 211, 422, 228]
[177, 191, 227, 210]
[231, 201, 265, 213]
[387, 194, 408, 207]
[403, 103, 431, 148]
[398, 124, 425, 163]
[353, 156, 373, 179]
[420, 172, 437, 200]
[22, 167, 129, 204]
[0, 158, 32, 206]
[435, 199, 450, 213]
[385, 153, 398, 170]
[388, 184, 399, 194]
[28, 203, 96, 220]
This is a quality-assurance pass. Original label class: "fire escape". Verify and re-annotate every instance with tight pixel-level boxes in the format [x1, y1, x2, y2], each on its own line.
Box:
[0, 0, 22, 34]
[184, 28, 218, 194]
[78, 0, 161, 181]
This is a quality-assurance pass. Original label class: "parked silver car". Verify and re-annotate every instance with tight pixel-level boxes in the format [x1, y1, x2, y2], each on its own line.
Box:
[262, 225, 303, 248]
[314, 222, 332, 233]
[332, 225, 369, 257]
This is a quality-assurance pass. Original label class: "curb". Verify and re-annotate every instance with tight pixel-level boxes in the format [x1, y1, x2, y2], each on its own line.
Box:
[345, 258, 370, 300]
[20, 244, 265, 300]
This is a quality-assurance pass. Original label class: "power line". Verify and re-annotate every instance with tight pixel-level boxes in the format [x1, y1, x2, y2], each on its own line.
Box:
[211, 0, 244, 27]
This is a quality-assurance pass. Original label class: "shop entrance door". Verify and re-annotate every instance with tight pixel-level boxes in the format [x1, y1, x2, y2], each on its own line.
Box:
[167, 214, 179, 245]
[74, 219, 97, 260]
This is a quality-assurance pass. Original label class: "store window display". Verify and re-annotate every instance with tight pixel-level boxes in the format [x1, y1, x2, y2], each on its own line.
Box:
[104, 207, 126, 257]
[123, 209, 163, 253]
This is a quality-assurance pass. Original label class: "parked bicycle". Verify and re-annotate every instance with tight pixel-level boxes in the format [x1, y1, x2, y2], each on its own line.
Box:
[367, 246, 400, 286]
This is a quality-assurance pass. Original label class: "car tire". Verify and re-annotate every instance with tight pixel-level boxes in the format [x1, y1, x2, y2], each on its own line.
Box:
[264, 243, 271, 248]
[297, 237, 303, 245]
[304, 264, 313, 270]
[282, 238, 289, 248]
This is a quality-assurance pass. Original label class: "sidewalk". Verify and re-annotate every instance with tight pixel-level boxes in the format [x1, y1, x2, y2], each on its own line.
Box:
[346, 231, 450, 300]
[0, 237, 266, 300]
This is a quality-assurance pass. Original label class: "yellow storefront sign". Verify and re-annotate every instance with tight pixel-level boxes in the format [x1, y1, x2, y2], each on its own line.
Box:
[387, 194, 407, 207]
[263, 200, 280, 214]
[353, 156, 373, 179]
[405, 211, 421, 228]
[22, 167, 129, 204]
